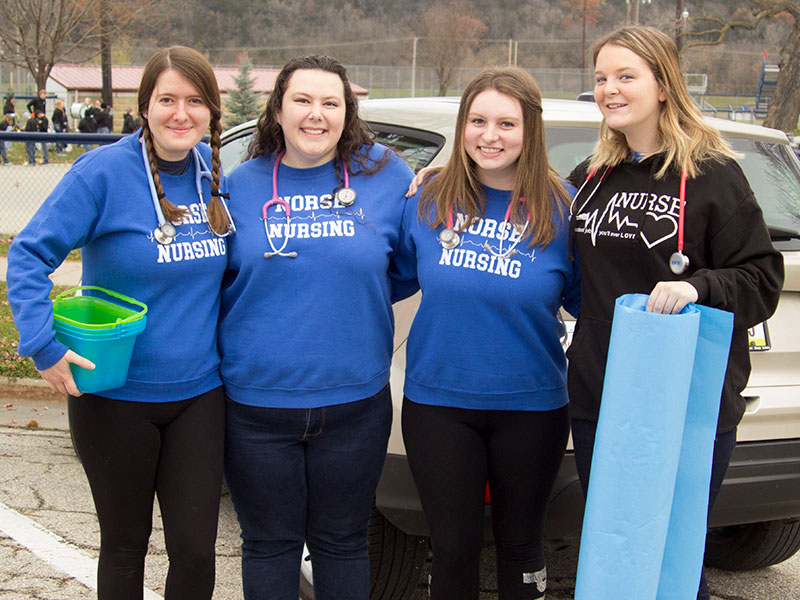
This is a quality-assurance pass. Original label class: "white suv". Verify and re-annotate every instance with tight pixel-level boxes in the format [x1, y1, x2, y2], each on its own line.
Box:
[220, 97, 800, 600]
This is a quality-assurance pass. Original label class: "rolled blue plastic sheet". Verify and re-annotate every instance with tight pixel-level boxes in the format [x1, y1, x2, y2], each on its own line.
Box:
[574, 294, 733, 600]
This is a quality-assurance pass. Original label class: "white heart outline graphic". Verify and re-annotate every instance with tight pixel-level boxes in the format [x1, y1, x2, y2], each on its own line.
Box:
[640, 211, 678, 248]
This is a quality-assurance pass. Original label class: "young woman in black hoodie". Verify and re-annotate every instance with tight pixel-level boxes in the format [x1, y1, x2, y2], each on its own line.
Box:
[566, 25, 784, 600]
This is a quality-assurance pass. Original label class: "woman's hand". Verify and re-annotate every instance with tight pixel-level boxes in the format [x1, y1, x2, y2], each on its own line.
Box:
[38, 350, 95, 396]
[405, 166, 440, 197]
[646, 281, 699, 314]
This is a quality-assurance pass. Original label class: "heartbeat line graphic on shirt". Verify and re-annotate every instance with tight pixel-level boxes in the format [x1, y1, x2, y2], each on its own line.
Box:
[461, 238, 537, 262]
[578, 196, 640, 246]
[263, 208, 368, 225]
[146, 226, 215, 244]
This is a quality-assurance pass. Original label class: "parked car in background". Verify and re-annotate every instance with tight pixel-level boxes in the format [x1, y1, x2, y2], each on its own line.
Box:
[220, 97, 800, 600]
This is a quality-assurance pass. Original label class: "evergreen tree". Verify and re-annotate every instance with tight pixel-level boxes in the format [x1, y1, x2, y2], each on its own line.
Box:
[226, 61, 261, 128]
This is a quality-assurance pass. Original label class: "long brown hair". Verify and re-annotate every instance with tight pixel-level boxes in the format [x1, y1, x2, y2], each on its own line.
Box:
[419, 66, 570, 248]
[247, 55, 387, 183]
[138, 46, 228, 234]
[588, 26, 736, 179]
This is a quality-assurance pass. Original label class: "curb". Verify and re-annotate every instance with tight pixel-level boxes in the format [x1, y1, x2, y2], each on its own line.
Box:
[0, 377, 62, 402]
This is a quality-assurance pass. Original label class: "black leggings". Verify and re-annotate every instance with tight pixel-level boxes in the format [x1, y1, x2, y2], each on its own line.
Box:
[69, 387, 225, 600]
[402, 398, 569, 600]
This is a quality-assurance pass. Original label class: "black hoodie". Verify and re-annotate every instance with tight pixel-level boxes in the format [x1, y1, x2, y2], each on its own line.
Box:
[566, 154, 784, 432]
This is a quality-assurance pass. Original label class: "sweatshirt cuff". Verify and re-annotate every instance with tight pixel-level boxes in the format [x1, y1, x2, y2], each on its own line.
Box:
[31, 338, 69, 371]
[685, 274, 710, 305]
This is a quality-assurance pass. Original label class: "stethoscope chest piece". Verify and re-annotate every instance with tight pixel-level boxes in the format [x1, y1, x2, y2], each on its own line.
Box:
[154, 222, 176, 245]
[669, 251, 690, 275]
[438, 228, 460, 250]
[335, 187, 357, 207]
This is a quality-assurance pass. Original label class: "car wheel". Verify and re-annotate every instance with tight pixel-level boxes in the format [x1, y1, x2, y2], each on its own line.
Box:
[299, 506, 428, 599]
[704, 519, 800, 570]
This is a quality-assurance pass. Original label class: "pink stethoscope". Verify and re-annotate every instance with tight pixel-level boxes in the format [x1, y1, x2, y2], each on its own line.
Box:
[261, 150, 356, 259]
[570, 163, 689, 274]
[438, 196, 528, 259]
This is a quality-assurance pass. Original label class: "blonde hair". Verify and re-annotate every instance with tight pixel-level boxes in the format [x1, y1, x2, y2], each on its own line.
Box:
[137, 46, 228, 234]
[589, 25, 736, 179]
[419, 66, 570, 248]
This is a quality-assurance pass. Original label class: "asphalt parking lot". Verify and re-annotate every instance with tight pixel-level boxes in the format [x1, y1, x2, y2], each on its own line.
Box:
[1, 388, 798, 600]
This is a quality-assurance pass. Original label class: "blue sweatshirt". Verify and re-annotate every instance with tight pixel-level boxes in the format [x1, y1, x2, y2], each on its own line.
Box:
[7, 133, 227, 402]
[394, 184, 581, 411]
[219, 145, 414, 408]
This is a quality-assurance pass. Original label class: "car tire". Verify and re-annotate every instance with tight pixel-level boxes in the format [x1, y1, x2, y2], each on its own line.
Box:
[299, 506, 428, 600]
[704, 519, 800, 570]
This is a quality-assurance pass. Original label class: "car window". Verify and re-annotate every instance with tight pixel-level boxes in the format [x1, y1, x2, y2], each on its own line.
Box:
[370, 124, 445, 173]
[729, 139, 800, 237]
[219, 131, 250, 175]
[220, 123, 445, 176]
[545, 127, 597, 178]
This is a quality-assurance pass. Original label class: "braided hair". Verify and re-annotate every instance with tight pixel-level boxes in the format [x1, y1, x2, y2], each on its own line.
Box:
[137, 46, 228, 234]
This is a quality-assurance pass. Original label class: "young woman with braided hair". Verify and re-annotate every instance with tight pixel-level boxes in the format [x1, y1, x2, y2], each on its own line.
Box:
[7, 46, 234, 599]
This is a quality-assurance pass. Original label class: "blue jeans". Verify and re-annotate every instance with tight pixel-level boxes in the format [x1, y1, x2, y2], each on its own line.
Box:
[27, 140, 48, 163]
[570, 418, 737, 600]
[25, 141, 37, 164]
[54, 123, 67, 152]
[224, 385, 392, 600]
[0, 141, 8, 163]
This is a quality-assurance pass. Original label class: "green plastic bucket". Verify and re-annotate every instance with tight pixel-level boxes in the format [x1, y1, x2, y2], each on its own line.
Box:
[52, 286, 148, 394]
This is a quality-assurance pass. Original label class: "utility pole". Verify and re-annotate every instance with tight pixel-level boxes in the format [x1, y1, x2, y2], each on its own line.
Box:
[411, 37, 417, 97]
[581, 0, 588, 91]
[100, 0, 113, 107]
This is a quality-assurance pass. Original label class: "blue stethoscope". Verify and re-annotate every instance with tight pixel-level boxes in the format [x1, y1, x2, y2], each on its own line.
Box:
[140, 136, 236, 245]
[261, 150, 356, 259]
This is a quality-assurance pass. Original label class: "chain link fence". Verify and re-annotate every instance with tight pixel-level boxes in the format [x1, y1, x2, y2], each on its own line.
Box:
[0, 132, 123, 235]
[344, 65, 590, 98]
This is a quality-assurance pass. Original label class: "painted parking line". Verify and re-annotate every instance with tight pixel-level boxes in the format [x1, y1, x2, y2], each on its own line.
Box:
[0, 501, 163, 599]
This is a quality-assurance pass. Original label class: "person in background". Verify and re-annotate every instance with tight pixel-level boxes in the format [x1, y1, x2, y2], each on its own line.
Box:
[122, 107, 138, 133]
[80, 97, 94, 119]
[0, 113, 14, 164]
[24, 109, 48, 165]
[26, 89, 46, 116]
[96, 102, 113, 133]
[2, 92, 16, 153]
[566, 26, 783, 600]
[6, 45, 234, 599]
[3, 92, 15, 118]
[394, 66, 579, 600]
[78, 103, 98, 153]
[52, 99, 70, 154]
[219, 54, 414, 600]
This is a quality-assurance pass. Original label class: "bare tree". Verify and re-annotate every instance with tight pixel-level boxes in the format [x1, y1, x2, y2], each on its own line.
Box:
[419, 0, 488, 96]
[0, 0, 148, 92]
[0, 0, 99, 90]
[683, 1, 800, 131]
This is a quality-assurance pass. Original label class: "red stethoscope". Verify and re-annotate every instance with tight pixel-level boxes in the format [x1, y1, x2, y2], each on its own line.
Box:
[261, 150, 356, 259]
[438, 196, 528, 258]
[570, 163, 689, 274]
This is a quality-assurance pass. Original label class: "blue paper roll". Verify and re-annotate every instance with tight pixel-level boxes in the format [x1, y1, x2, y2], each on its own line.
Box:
[574, 294, 733, 600]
